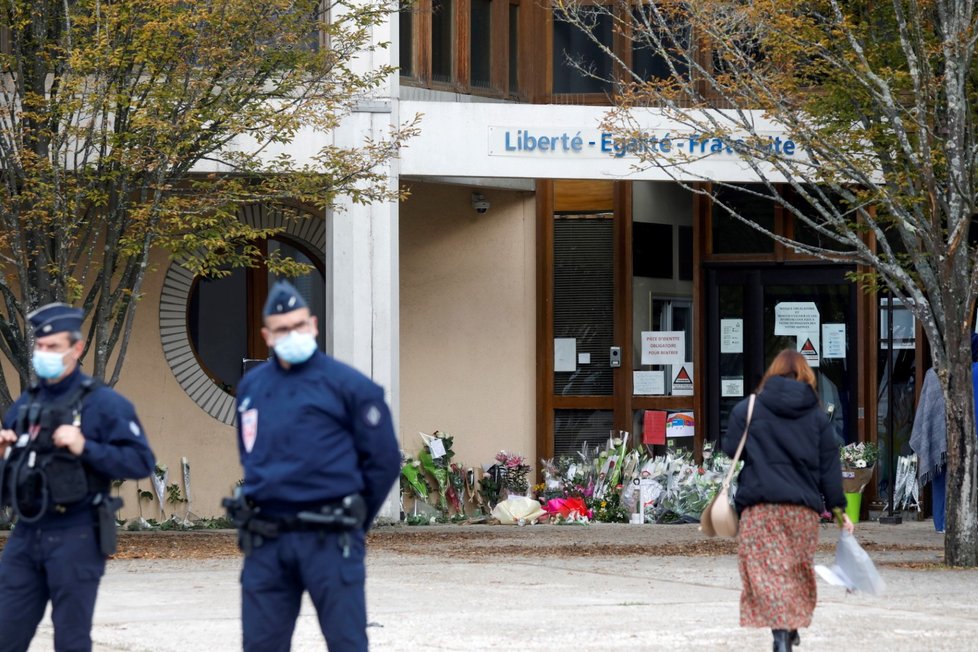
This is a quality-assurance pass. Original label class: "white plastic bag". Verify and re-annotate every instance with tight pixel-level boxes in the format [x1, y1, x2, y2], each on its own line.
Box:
[815, 530, 886, 596]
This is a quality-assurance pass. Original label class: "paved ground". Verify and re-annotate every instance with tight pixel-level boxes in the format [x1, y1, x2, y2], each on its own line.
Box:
[4, 520, 976, 651]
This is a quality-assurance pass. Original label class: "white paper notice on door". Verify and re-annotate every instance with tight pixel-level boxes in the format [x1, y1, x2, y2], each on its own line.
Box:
[720, 319, 743, 353]
[721, 377, 744, 397]
[641, 331, 686, 366]
[774, 302, 820, 335]
[822, 324, 846, 358]
[554, 338, 576, 372]
[633, 370, 665, 395]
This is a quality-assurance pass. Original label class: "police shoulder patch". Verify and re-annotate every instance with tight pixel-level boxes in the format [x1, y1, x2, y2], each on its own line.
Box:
[362, 403, 383, 429]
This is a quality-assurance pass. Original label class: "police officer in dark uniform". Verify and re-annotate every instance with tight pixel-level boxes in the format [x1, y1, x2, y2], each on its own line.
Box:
[227, 280, 400, 652]
[0, 303, 156, 652]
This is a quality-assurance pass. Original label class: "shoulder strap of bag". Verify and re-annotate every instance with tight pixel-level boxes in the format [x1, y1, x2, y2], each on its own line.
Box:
[721, 393, 755, 490]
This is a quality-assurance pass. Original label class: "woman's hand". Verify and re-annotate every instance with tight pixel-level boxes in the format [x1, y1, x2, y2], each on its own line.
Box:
[840, 512, 855, 535]
[832, 507, 855, 534]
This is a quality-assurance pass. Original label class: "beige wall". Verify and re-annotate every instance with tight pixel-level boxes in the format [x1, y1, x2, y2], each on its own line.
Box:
[0, 249, 238, 520]
[400, 182, 537, 475]
[1, 181, 538, 521]
[114, 247, 239, 519]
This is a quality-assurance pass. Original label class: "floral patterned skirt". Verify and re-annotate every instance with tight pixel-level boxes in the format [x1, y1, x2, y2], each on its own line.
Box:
[737, 503, 819, 629]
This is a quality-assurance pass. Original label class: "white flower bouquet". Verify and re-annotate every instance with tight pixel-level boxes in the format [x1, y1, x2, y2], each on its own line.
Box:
[840, 442, 879, 493]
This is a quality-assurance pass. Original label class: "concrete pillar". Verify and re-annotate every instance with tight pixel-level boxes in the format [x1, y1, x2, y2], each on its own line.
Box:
[324, 4, 401, 523]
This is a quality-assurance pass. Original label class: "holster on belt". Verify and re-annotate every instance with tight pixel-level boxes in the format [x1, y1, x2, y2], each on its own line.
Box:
[94, 494, 124, 556]
[296, 493, 367, 531]
[223, 491, 279, 555]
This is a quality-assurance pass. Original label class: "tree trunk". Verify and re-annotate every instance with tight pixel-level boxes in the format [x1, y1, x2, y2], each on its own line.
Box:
[943, 346, 978, 566]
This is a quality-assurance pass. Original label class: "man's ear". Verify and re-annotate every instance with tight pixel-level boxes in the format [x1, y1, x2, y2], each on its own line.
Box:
[71, 338, 85, 358]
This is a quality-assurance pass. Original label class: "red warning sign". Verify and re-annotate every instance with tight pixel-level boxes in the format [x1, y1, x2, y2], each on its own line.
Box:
[671, 362, 694, 396]
[799, 337, 819, 366]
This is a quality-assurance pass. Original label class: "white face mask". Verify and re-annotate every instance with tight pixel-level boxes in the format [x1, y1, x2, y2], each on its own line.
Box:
[32, 349, 68, 379]
[273, 331, 317, 365]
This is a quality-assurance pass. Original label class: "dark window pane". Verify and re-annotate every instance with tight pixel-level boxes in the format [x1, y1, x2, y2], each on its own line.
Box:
[633, 222, 673, 279]
[553, 216, 614, 396]
[399, 2, 414, 77]
[471, 0, 492, 88]
[712, 184, 776, 254]
[678, 225, 693, 280]
[554, 409, 614, 458]
[630, 8, 689, 82]
[552, 7, 612, 94]
[432, 0, 453, 82]
[189, 268, 249, 392]
[789, 188, 853, 253]
[188, 238, 326, 393]
[508, 4, 519, 92]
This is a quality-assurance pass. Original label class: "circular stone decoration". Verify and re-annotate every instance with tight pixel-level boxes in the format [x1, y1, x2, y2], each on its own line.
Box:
[159, 204, 326, 424]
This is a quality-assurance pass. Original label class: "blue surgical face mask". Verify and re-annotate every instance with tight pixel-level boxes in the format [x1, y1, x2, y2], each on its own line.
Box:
[32, 349, 68, 380]
[273, 331, 317, 365]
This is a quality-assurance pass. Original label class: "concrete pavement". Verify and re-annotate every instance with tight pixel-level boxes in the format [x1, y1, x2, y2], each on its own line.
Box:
[8, 520, 977, 651]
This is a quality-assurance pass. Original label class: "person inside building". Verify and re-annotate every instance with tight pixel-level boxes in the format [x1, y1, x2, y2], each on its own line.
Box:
[226, 279, 401, 651]
[910, 331, 978, 533]
[723, 349, 853, 652]
[0, 302, 156, 652]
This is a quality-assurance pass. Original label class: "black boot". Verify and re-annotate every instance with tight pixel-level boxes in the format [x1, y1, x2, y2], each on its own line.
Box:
[772, 629, 793, 652]
[790, 630, 800, 646]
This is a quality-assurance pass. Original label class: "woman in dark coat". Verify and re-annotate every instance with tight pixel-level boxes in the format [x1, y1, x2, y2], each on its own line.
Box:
[723, 349, 854, 652]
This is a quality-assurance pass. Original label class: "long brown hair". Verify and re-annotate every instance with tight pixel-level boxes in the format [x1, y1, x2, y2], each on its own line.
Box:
[757, 349, 817, 393]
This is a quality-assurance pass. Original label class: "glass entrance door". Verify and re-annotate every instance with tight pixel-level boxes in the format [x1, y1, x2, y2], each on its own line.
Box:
[540, 180, 697, 462]
[552, 213, 617, 456]
[706, 265, 858, 444]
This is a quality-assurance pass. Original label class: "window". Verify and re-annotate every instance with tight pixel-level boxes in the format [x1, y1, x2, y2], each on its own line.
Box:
[630, 6, 690, 83]
[188, 238, 326, 393]
[508, 3, 519, 92]
[470, 0, 492, 88]
[399, 0, 414, 77]
[552, 6, 613, 94]
[161, 204, 327, 424]
[431, 0, 454, 83]
[400, 0, 511, 94]
[711, 184, 777, 254]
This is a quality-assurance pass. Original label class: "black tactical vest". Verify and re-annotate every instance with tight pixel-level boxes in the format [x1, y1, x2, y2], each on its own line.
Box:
[0, 378, 98, 522]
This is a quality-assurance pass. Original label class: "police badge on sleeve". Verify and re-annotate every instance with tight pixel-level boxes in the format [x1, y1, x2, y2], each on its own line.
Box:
[241, 409, 258, 453]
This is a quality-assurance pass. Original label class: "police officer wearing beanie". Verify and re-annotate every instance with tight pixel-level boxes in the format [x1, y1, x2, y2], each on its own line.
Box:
[230, 280, 400, 652]
[0, 303, 156, 652]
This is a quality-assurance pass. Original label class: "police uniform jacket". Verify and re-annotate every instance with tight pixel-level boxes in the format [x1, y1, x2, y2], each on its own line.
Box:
[2, 366, 156, 528]
[236, 350, 400, 526]
[722, 375, 846, 516]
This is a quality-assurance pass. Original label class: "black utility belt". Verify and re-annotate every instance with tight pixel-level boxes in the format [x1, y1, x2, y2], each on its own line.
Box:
[267, 515, 353, 534]
[256, 494, 367, 535]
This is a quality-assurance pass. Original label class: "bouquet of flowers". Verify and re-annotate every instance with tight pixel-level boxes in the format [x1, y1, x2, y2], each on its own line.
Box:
[840, 442, 879, 494]
[841, 442, 879, 468]
[400, 456, 430, 506]
[495, 450, 531, 498]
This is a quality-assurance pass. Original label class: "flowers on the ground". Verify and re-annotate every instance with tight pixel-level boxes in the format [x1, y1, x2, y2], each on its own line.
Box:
[495, 450, 531, 497]
[400, 429, 751, 526]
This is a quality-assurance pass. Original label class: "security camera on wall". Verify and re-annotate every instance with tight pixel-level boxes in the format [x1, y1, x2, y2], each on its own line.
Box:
[471, 192, 490, 214]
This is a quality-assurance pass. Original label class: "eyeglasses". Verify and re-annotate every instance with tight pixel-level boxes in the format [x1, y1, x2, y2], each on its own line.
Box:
[268, 319, 313, 337]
